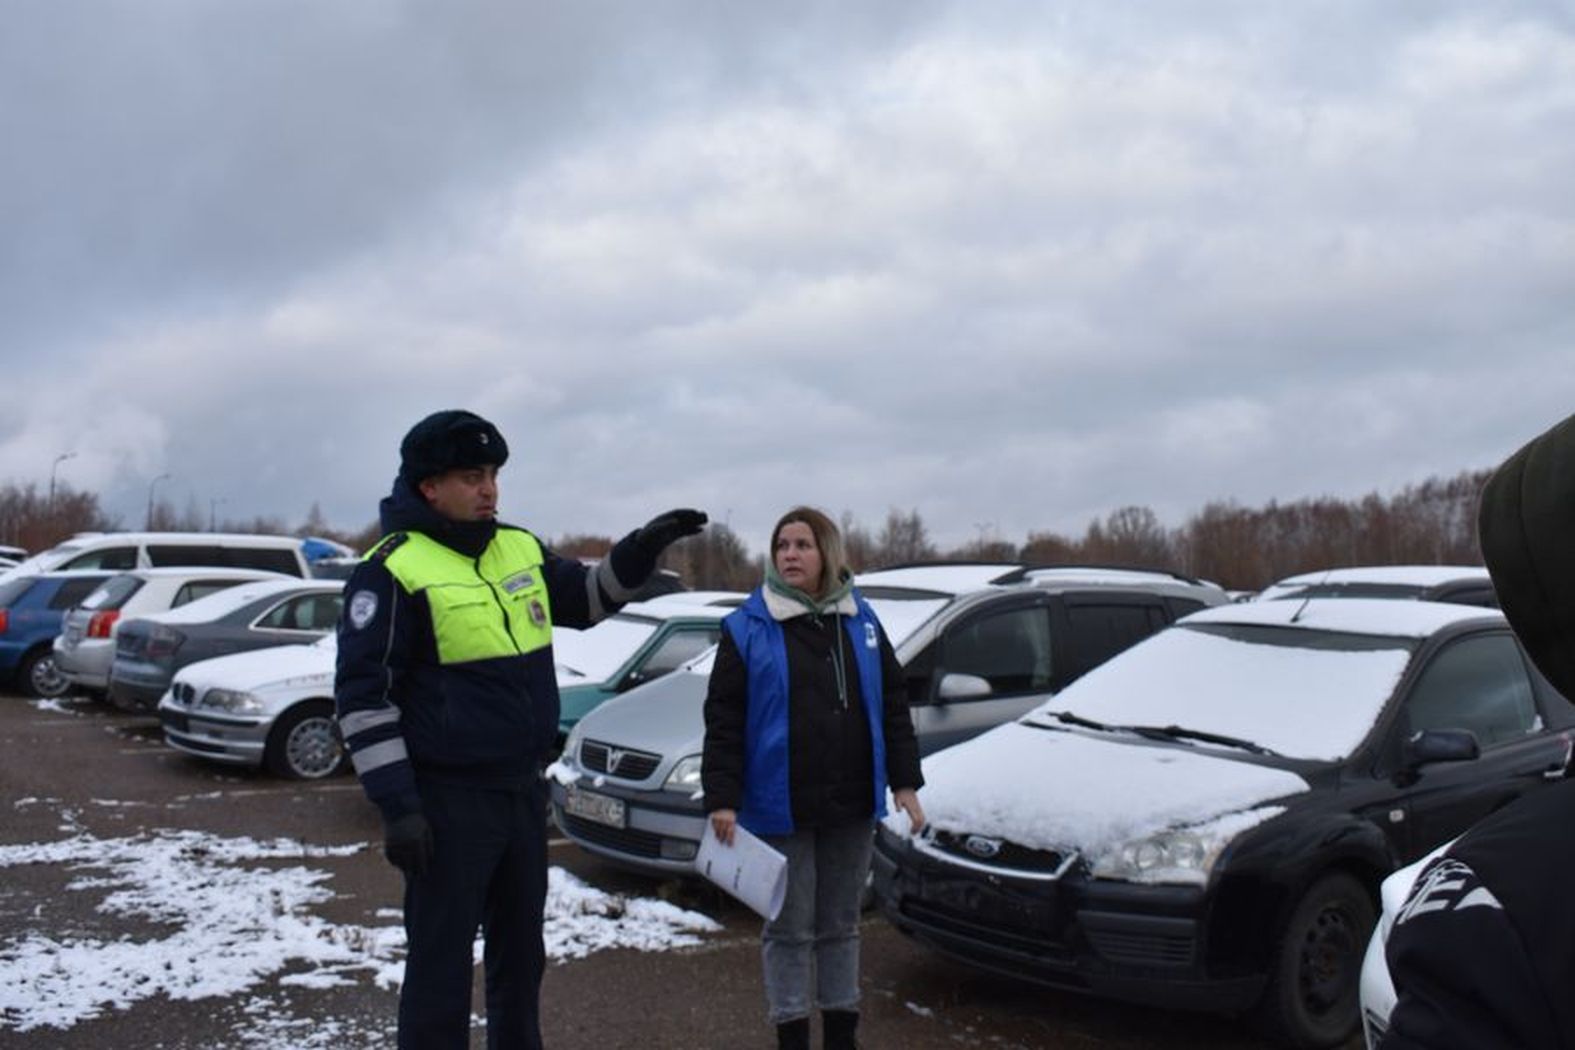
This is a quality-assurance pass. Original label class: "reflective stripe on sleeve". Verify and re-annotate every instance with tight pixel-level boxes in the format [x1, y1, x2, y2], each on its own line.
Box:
[350, 737, 409, 776]
[339, 707, 401, 738]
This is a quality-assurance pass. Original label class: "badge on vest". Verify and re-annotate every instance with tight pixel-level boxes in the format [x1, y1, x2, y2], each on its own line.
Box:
[528, 598, 549, 628]
[502, 571, 536, 594]
[864, 622, 878, 649]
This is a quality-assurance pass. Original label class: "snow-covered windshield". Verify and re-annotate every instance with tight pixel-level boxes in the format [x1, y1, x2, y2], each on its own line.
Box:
[552, 614, 658, 682]
[1026, 622, 1418, 762]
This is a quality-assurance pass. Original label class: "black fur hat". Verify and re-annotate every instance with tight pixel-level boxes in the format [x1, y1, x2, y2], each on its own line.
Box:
[1478, 411, 1575, 701]
[399, 409, 509, 483]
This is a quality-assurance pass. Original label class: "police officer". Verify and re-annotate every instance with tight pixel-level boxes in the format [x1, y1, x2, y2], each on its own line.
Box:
[335, 409, 706, 1050]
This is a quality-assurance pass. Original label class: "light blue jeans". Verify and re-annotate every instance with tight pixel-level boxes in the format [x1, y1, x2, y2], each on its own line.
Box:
[760, 818, 875, 1024]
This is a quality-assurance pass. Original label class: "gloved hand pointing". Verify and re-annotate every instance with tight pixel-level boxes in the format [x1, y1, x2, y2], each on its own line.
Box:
[635, 508, 708, 558]
[383, 811, 434, 878]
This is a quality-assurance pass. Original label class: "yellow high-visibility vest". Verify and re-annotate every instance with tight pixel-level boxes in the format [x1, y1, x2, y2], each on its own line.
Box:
[375, 529, 554, 664]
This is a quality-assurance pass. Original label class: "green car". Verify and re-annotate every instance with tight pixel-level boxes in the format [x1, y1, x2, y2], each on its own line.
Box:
[553, 592, 743, 747]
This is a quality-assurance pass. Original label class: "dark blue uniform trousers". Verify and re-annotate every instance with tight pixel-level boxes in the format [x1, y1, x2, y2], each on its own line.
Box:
[399, 778, 548, 1050]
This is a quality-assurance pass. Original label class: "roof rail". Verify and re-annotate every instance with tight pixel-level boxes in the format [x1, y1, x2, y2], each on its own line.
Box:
[867, 559, 1026, 573]
[990, 562, 1207, 587]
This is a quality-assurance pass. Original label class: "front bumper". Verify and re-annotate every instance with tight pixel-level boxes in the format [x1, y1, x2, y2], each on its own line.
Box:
[158, 697, 270, 766]
[549, 776, 708, 876]
[872, 835, 1264, 1015]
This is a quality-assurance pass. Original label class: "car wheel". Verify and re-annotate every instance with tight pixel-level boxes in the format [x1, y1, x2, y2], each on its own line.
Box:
[1257, 871, 1376, 1049]
[264, 700, 345, 780]
[21, 648, 70, 699]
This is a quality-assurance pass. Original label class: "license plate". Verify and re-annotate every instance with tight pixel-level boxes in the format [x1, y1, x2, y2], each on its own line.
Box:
[564, 785, 625, 828]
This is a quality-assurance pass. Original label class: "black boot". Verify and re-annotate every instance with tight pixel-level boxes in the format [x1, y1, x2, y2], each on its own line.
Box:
[823, 1009, 861, 1050]
[776, 1017, 810, 1050]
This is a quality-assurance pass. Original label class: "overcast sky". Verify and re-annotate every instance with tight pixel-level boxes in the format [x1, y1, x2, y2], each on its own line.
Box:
[3, 1, 1572, 552]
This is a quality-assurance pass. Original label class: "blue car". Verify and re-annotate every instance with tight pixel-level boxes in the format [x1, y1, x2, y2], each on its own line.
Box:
[0, 570, 114, 697]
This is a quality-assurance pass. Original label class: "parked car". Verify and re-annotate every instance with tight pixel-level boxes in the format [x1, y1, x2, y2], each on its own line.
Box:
[1356, 842, 1450, 1049]
[552, 591, 745, 744]
[0, 570, 114, 697]
[1257, 565, 1496, 607]
[871, 597, 1574, 1048]
[52, 568, 289, 697]
[548, 563, 1230, 875]
[159, 636, 346, 779]
[0, 531, 312, 584]
[107, 578, 345, 711]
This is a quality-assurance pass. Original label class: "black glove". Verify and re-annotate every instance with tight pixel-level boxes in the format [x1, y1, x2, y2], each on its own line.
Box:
[383, 811, 434, 878]
[635, 508, 708, 557]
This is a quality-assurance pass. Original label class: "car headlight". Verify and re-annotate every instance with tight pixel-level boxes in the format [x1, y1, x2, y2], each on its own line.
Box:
[664, 754, 702, 791]
[1090, 829, 1221, 886]
[196, 688, 265, 715]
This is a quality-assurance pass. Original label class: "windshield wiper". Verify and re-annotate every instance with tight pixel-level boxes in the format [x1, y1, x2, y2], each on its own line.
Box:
[1044, 712, 1279, 756]
[1128, 724, 1281, 757]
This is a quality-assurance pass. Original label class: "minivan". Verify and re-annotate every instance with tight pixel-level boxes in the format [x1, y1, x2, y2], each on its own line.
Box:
[0, 532, 312, 583]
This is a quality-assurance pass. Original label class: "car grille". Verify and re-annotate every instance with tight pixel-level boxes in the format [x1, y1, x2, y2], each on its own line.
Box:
[579, 740, 661, 781]
[926, 830, 1074, 877]
[172, 682, 197, 706]
[558, 813, 664, 858]
[901, 897, 1071, 961]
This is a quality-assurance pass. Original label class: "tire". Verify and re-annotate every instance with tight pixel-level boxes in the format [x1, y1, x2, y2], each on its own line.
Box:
[1256, 871, 1376, 1049]
[264, 700, 345, 780]
[20, 648, 70, 699]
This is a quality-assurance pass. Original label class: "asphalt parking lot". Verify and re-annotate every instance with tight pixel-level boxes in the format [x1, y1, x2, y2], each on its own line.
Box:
[0, 688, 1345, 1050]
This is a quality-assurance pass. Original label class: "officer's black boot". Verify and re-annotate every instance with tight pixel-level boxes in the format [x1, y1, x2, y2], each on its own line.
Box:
[823, 1009, 861, 1049]
[776, 1017, 810, 1049]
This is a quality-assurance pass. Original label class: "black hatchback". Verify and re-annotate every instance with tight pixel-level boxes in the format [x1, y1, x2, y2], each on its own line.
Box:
[872, 598, 1573, 1049]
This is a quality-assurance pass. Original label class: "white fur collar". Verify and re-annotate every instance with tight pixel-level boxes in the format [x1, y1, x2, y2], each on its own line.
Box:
[763, 586, 858, 622]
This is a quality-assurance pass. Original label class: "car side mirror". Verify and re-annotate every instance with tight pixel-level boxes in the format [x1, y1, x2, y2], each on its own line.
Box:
[1404, 728, 1481, 769]
[936, 672, 992, 702]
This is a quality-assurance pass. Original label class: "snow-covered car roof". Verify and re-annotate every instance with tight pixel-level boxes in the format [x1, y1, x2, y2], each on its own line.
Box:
[1256, 564, 1491, 602]
[617, 591, 745, 616]
[854, 563, 1021, 596]
[1185, 596, 1502, 638]
[137, 578, 342, 626]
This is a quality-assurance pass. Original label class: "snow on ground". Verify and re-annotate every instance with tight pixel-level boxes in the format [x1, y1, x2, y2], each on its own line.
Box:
[0, 801, 721, 1035]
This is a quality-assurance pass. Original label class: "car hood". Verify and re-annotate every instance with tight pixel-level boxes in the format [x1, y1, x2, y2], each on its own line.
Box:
[567, 668, 708, 760]
[174, 643, 332, 693]
[914, 721, 1311, 859]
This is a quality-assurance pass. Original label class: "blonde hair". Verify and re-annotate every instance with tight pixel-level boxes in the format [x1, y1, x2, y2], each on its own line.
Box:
[770, 506, 846, 596]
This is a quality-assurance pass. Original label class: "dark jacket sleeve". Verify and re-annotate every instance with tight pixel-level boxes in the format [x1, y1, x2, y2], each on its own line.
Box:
[877, 627, 924, 792]
[701, 629, 747, 814]
[1380, 857, 1557, 1050]
[538, 529, 657, 629]
[334, 558, 420, 820]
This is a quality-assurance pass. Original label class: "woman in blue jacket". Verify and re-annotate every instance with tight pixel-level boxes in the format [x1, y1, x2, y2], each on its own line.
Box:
[703, 506, 925, 1050]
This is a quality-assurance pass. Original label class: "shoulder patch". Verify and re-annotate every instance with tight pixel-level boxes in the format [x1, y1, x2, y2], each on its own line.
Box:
[348, 590, 379, 630]
[367, 533, 409, 563]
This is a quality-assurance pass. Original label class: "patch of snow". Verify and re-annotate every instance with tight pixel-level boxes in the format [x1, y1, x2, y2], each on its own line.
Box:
[0, 818, 722, 1034]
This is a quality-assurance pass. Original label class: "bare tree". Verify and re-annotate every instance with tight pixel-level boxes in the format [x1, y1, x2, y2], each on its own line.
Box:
[873, 508, 937, 567]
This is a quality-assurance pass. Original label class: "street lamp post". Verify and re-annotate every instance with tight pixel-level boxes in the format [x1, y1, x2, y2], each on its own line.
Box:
[146, 473, 171, 530]
[209, 498, 226, 532]
[49, 452, 77, 508]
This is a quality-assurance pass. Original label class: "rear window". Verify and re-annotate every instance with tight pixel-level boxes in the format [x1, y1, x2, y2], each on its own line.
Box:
[0, 579, 31, 609]
[49, 576, 111, 609]
[80, 575, 144, 611]
[172, 580, 252, 607]
[148, 544, 225, 568]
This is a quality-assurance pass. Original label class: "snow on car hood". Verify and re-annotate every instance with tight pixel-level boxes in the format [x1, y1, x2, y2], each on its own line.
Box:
[175, 643, 333, 692]
[917, 721, 1310, 858]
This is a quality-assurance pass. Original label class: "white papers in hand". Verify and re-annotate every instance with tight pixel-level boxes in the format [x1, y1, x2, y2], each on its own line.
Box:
[696, 821, 789, 921]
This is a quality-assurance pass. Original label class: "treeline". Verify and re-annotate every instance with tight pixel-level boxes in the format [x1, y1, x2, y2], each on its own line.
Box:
[3, 470, 1491, 594]
[576, 468, 1493, 593]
